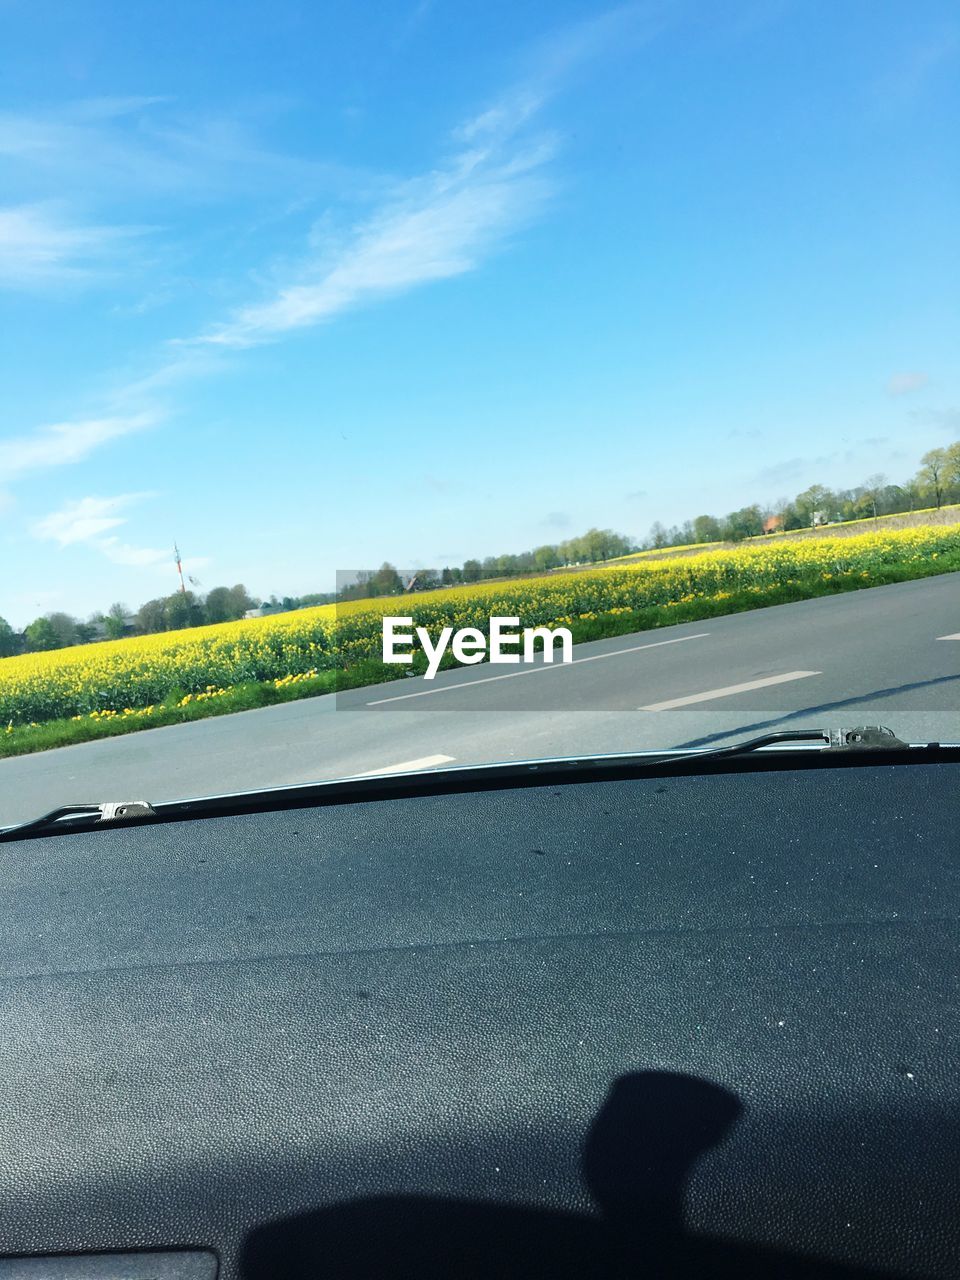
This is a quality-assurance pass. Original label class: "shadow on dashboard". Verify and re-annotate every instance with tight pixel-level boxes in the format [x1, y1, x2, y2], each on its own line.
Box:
[240, 1070, 906, 1279]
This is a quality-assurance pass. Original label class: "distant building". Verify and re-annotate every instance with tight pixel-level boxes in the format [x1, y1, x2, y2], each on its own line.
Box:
[762, 515, 784, 534]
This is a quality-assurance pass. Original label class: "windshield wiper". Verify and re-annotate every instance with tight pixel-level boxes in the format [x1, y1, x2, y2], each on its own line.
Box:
[684, 724, 915, 757]
[0, 726, 952, 844]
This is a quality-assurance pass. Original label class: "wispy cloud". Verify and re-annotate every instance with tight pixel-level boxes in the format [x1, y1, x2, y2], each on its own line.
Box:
[0, 97, 379, 205]
[910, 406, 960, 435]
[4, 10, 652, 492]
[887, 370, 929, 396]
[0, 413, 156, 481]
[31, 493, 198, 573]
[198, 122, 556, 348]
[32, 494, 152, 546]
[0, 202, 146, 290]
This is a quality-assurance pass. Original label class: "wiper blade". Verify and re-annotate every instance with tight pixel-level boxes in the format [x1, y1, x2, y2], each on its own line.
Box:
[0, 727, 951, 844]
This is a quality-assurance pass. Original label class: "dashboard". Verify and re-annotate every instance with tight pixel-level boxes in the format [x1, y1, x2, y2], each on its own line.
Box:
[1, 760, 958, 1278]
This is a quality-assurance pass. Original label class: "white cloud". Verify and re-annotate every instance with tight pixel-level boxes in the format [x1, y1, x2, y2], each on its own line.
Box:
[0, 413, 156, 481]
[31, 493, 203, 575]
[0, 88, 558, 485]
[0, 203, 145, 290]
[887, 371, 929, 396]
[4, 13, 645, 488]
[0, 98, 377, 206]
[454, 90, 545, 143]
[32, 494, 152, 547]
[198, 116, 556, 348]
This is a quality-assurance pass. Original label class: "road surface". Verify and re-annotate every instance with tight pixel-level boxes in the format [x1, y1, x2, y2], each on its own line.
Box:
[1, 574, 958, 824]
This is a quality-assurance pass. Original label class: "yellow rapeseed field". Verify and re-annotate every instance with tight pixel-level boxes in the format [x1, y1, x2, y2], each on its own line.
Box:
[2, 524, 958, 727]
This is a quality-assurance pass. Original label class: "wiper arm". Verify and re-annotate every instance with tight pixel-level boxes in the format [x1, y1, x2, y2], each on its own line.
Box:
[685, 724, 914, 760]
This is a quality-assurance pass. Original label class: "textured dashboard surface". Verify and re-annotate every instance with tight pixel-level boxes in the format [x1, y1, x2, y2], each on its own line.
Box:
[0, 764, 958, 1278]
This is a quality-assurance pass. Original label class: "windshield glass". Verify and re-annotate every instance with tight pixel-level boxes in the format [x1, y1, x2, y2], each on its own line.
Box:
[1, 2, 958, 821]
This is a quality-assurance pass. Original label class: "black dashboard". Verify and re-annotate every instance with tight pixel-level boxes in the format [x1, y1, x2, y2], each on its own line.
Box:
[1, 760, 958, 1278]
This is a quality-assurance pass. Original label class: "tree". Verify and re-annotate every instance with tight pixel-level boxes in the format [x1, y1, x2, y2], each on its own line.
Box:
[722, 505, 764, 542]
[24, 617, 59, 652]
[649, 521, 668, 549]
[136, 598, 167, 634]
[227, 583, 255, 617]
[103, 602, 129, 640]
[780, 501, 805, 530]
[410, 568, 439, 590]
[794, 484, 834, 527]
[164, 590, 203, 631]
[0, 616, 17, 657]
[917, 448, 948, 509]
[692, 515, 722, 544]
[42, 611, 78, 648]
[532, 544, 561, 572]
[204, 586, 238, 624]
[370, 563, 403, 597]
[859, 473, 888, 519]
[462, 559, 482, 582]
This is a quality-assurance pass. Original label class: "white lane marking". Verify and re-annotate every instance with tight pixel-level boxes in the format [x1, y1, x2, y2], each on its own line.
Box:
[354, 754, 456, 776]
[938, 633, 960, 640]
[639, 670, 821, 712]
[365, 633, 711, 705]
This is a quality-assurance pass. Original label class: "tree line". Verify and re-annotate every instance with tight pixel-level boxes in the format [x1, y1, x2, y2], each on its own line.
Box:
[2, 440, 957, 656]
[645, 443, 960, 550]
[338, 528, 635, 601]
[0, 527, 632, 655]
[0, 583, 328, 658]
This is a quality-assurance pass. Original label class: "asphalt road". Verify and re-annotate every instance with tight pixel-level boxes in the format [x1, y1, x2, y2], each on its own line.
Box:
[2, 574, 958, 824]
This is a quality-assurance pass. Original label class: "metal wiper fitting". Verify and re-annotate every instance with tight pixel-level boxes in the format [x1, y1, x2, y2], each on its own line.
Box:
[826, 726, 912, 751]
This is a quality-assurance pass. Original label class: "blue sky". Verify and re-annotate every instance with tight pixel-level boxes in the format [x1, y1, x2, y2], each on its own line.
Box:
[1, 0, 958, 626]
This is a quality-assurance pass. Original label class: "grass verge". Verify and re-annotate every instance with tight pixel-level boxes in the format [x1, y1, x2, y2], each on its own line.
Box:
[2, 560, 957, 760]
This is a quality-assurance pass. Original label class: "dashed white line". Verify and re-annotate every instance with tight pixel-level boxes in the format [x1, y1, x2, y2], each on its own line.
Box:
[938, 633, 960, 640]
[354, 754, 456, 777]
[365, 632, 711, 705]
[639, 670, 821, 712]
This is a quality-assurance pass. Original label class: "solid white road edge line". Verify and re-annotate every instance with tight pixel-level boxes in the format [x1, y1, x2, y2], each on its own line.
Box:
[354, 754, 456, 777]
[937, 633, 960, 640]
[365, 633, 711, 705]
[639, 670, 822, 712]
